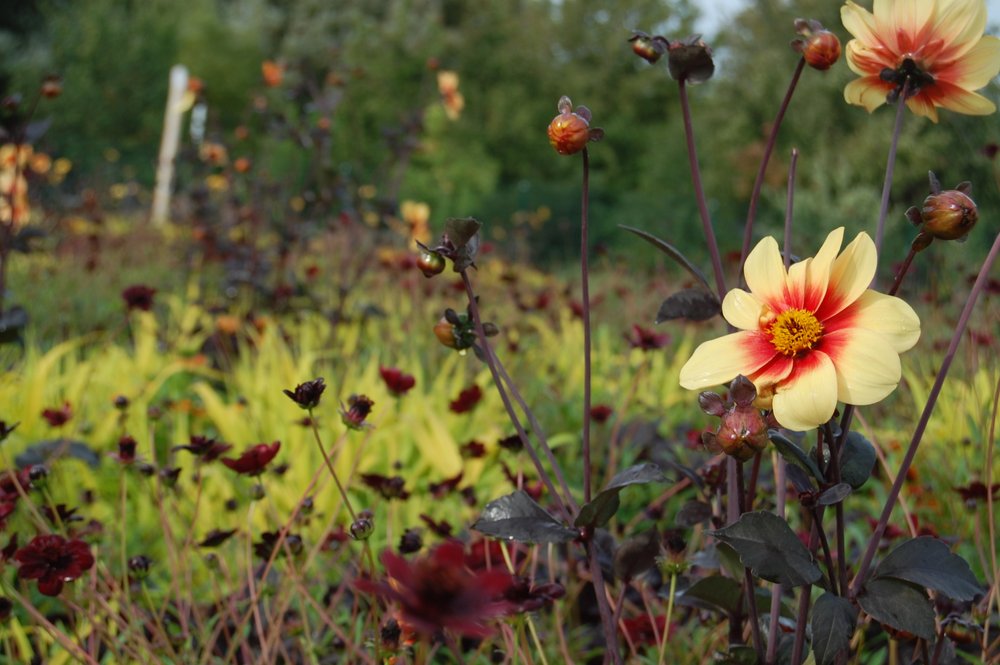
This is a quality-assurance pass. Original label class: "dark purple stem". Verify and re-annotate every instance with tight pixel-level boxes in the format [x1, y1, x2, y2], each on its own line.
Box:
[581, 147, 593, 503]
[874, 79, 910, 258]
[678, 78, 726, 301]
[850, 230, 1000, 597]
[887, 244, 918, 296]
[789, 584, 812, 665]
[738, 58, 805, 282]
[784, 149, 799, 269]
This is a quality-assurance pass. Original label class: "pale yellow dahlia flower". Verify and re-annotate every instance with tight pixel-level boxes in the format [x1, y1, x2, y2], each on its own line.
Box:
[842, 0, 1000, 122]
[679, 228, 920, 432]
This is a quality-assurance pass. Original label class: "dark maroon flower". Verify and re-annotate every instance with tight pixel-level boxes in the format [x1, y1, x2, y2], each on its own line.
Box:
[0, 421, 17, 443]
[361, 473, 410, 500]
[253, 530, 303, 560]
[504, 576, 566, 613]
[428, 471, 463, 499]
[955, 481, 1000, 508]
[14, 534, 95, 596]
[497, 433, 523, 452]
[322, 526, 350, 551]
[198, 528, 238, 548]
[459, 440, 487, 459]
[590, 404, 614, 424]
[283, 378, 326, 410]
[122, 285, 157, 312]
[621, 614, 672, 646]
[41, 504, 82, 527]
[625, 324, 670, 351]
[419, 514, 454, 538]
[449, 385, 482, 414]
[399, 529, 423, 554]
[41, 403, 72, 428]
[221, 442, 281, 476]
[380, 367, 416, 397]
[111, 435, 137, 464]
[340, 394, 375, 430]
[355, 540, 514, 638]
[173, 435, 232, 462]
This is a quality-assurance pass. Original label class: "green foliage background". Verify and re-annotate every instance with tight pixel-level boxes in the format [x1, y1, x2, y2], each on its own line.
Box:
[2, 0, 998, 263]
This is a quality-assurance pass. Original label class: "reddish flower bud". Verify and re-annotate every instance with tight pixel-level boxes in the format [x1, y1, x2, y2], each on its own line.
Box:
[792, 20, 840, 71]
[547, 96, 603, 156]
[433, 316, 459, 348]
[416, 249, 446, 278]
[920, 189, 978, 241]
[40, 75, 62, 99]
[628, 31, 668, 64]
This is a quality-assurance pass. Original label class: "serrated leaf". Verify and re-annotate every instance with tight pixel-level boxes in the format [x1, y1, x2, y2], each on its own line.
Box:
[613, 527, 659, 581]
[811, 592, 857, 665]
[874, 537, 984, 602]
[857, 577, 935, 640]
[817, 483, 852, 506]
[711, 511, 822, 587]
[656, 289, 720, 323]
[677, 575, 743, 614]
[618, 224, 712, 291]
[770, 431, 825, 483]
[574, 463, 668, 528]
[472, 490, 577, 544]
[840, 432, 876, 489]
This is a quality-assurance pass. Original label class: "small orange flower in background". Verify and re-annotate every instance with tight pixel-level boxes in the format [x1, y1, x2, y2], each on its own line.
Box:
[841, 0, 1000, 122]
[400, 200, 431, 247]
[680, 228, 920, 431]
[0, 144, 31, 229]
[437, 70, 465, 120]
[261, 60, 284, 88]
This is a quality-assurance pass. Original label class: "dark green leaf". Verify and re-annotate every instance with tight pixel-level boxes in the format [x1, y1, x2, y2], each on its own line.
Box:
[770, 430, 825, 483]
[711, 511, 822, 587]
[857, 577, 935, 640]
[575, 463, 668, 528]
[817, 483, 852, 506]
[656, 289, 720, 323]
[15, 439, 100, 468]
[613, 527, 659, 581]
[472, 490, 577, 544]
[676, 575, 742, 614]
[840, 432, 876, 489]
[874, 537, 984, 602]
[811, 592, 857, 665]
[618, 224, 712, 291]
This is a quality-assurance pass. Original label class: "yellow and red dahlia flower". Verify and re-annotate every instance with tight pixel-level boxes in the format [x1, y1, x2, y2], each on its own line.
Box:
[841, 0, 1000, 122]
[680, 228, 920, 431]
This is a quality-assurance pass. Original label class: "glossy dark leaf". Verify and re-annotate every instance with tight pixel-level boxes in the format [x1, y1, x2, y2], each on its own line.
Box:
[840, 431, 876, 489]
[656, 289, 720, 323]
[15, 439, 100, 468]
[472, 490, 577, 544]
[770, 431, 825, 483]
[857, 577, 935, 640]
[574, 463, 667, 528]
[613, 527, 659, 581]
[677, 575, 742, 614]
[444, 217, 482, 272]
[817, 483, 852, 506]
[618, 224, 712, 291]
[711, 511, 822, 587]
[874, 537, 983, 602]
[811, 592, 857, 665]
[784, 463, 815, 493]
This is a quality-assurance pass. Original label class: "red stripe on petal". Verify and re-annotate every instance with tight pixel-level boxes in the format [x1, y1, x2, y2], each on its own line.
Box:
[744, 331, 780, 367]
[817, 328, 853, 364]
[751, 354, 795, 385]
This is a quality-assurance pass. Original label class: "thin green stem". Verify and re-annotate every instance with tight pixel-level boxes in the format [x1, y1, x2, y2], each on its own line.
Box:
[851, 229, 1000, 597]
[657, 572, 678, 665]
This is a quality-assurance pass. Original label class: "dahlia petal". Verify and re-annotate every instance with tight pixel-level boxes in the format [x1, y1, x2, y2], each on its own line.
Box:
[846, 40, 896, 76]
[749, 354, 795, 386]
[815, 231, 876, 321]
[873, 0, 935, 54]
[842, 1, 880, 45]
[947, 36, 1000, 90]
[905, 92, 940, 122]
[931, 0, 988, 62]
[825, 290, 921, 353]
[743, 236, 787, 309]
[679, 331, 776, 390]
[844, 77, 892, 112]
[786, 227, 843, 311]
[825, 328, 901, 405]
[933, 82, 997, 115]
[721, 289, 766, 331]
[771, 352, 838, 432]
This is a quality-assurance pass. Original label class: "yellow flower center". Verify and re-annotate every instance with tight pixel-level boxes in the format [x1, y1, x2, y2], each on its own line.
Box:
[769, 308, 823, 356]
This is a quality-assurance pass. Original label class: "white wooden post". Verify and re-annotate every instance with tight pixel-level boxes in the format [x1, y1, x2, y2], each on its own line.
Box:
[151, 64, 188, 225]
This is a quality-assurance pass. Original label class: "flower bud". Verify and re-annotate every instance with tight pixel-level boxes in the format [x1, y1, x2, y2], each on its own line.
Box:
[667, 36, 715, 84]
[920, 189, 978, 241]
[547, 96, 602, 156]
[250, 483, 266, 501]
[628, 31, 668, 64]
[416, 249, 446, 278]
[128, 555, 152, 579]
[40, 75, 62, 99]
[350, 512, 375, 541]
[433, 317, 458, 348]
[792, 20, 840, 71]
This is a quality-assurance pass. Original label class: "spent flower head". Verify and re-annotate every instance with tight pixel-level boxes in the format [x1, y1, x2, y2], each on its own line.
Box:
[340, 394, 375, 430]
[283, 378, 326, 410]
[698, 376, 769, 461]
